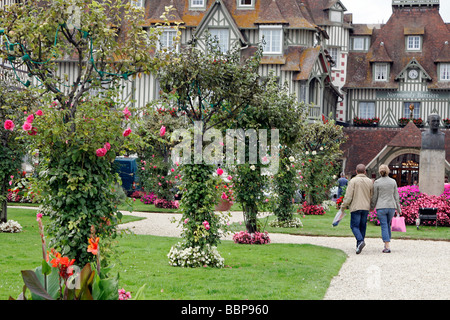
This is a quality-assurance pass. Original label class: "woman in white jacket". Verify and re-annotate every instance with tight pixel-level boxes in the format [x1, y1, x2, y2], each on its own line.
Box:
[371, 164, 402, 253]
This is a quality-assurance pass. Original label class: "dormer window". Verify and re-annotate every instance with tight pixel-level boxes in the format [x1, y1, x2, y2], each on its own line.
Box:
[351, 37, 370, 51]
[209, 28, 229, 53]
[374, 63, 389, 81]
[238, 0, 254, 9]
[329, 10, 343, 23]
[439, 63, 450, 81]
[260, 25, 283, 55]
[158, 28, 179, 52]
[190, 0, 205, 9]
[406, 36, 421, 51]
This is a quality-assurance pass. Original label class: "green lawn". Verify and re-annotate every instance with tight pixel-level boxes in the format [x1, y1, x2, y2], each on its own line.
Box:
[1, 208, 346, 300]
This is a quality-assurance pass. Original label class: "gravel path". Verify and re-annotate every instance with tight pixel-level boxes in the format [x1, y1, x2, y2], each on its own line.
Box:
[119, 210, 450, 300]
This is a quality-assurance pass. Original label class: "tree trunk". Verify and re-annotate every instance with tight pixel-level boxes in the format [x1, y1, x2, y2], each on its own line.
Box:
[243, 204, 258, 233]
[1, 181, 7, 223]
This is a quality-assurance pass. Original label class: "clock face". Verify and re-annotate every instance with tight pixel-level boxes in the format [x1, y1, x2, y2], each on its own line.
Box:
[409, 69, 418, 79]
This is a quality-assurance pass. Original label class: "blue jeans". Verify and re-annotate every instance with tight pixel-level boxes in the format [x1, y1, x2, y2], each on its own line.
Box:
[377, 208, 395, 242]
[350, 210, 369, 245]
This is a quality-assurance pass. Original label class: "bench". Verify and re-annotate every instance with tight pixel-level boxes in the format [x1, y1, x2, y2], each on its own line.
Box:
[416, 207, 438, 230]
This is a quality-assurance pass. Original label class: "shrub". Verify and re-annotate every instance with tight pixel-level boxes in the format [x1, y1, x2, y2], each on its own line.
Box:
[298, 202, 325, 215]
[140, 192, 157, 205]
[232, 231, 271, 245]
[268, 218, 303, 228]
[154, 198, 179, 209]
[401, 194, 450, 226]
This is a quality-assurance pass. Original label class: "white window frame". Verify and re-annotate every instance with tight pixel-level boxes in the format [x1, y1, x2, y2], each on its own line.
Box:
[329, 47, 339, 68]
[404, 102, 420, 119]
[238, 0, 254, 8]
[259, 25, 283, 55]
[359, 101, 376, 119]
[191, 0, 204, 8]
[439, 63, 450, 81]
[374, 63, 389, 81]
[352, 37, 365, 51]
[158, 28, 179, 52]
[209, 28, 230, 53]
[407, 36, 421, 51]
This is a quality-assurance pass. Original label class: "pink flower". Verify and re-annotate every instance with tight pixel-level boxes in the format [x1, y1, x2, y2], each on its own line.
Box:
[160, 125, 166, 137]
[227, 175, 232, 180]
[36, 213, 43, 221]
[4, 120, 15, 131]
[104, 142, 111, 151]
[22, 122, 32, 131]
[35, 110, 43, 116]
[221, 192, 228, 200]
[184, 218, 189, 224]
[123, 107, 131, 120]
[27, 127, 38, 136]
[216, 168, 223, 176]
[202, 221, 210, 230]
[171, 168, 175, 172]
[8, 180, 12, 186]
[26, 114, 34, 123]
[96, 148, 107, 157]
[123, 128, 132, 137]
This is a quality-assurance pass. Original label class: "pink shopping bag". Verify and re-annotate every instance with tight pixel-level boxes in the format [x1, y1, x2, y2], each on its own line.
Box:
[392, 216, 406, 232]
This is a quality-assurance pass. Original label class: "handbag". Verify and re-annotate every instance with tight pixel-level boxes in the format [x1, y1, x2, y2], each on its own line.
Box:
[391, 215, 406, 232]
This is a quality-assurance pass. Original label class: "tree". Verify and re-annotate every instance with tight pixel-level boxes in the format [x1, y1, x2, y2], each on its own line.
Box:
[0, 76, 38, 223]
[0, 0, 161, 265]
[157, 36, 263, 264]
[297, 119, 346, 205]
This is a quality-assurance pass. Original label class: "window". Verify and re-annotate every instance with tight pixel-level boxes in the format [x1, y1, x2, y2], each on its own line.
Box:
[260, 26, 283, 55]
[374, 63, 388, 81]
[404, 102, 420, 119]
[329, 10, 342, 23]
[329, 47, 339, 67]
[131, 0, 144, 8]
[239, 0, 253, 7]
[209, 28, 229, 53]
[159, 29, 178, 52]
[191, 0, 204, 7]
[359, 101, 375, 119]
[351, 37, 368, 51]
[407, 36, 421, 51]
[440, 63, 450, 81]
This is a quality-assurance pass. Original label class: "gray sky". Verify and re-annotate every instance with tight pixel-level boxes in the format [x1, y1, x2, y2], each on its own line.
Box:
[342, 0, 450, 24]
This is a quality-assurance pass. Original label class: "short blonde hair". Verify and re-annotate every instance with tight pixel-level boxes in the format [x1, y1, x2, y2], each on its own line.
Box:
[379, 164, 390, 177]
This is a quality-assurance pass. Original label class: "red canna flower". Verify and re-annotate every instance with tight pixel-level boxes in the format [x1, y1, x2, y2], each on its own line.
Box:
[87, 237, 99, 256]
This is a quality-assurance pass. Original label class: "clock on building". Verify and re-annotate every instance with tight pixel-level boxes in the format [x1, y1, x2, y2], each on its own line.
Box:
[408, 69, 419, 79]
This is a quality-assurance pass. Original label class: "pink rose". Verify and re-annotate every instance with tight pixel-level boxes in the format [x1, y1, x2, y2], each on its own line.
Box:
[4, 120, 15, 131]
[227, 175, 232, 180]
[203, 221, 210, 230]
[36, 213, 43, 221]
[27, 127, 38, 136]
[184, 218, 189, 224]
[104, 142, 111, 151]
[22, 122, 32, 131]
[171, 168, 175, 172]
[123, 128, 132, 137]
[216, 168, 223, 176]
[26, 114, 34, 123]
[35, 110, 43, 116]
[123, 106, 131, 120]
[96, 148, 107, 157]
[160, 125, 166, 137]
[221, 192, 228, 200]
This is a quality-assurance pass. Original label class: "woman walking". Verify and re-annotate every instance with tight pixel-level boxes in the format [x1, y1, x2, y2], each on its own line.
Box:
[371, 165, 401, 253]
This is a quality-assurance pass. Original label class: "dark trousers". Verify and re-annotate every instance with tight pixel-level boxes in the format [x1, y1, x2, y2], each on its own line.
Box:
[350, 210, 369, 245]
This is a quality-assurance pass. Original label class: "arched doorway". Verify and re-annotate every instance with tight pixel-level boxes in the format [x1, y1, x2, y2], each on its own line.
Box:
[389, 153, 420, 187]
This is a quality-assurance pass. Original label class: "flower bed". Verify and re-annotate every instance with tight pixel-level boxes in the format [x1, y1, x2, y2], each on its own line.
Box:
[167, 242, 225, 268]
[297, 202, 325, 215]
[369, 184, 450, 226]
[0, 220, 22, 233]
[232, 231, 271, 245]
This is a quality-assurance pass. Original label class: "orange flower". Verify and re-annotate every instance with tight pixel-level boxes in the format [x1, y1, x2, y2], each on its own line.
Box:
[87, 237, 99, 256]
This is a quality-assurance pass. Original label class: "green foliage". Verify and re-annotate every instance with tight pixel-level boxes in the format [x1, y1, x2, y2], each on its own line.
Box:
[178, 164, 228, 249]
[297, 120, 346, 205]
